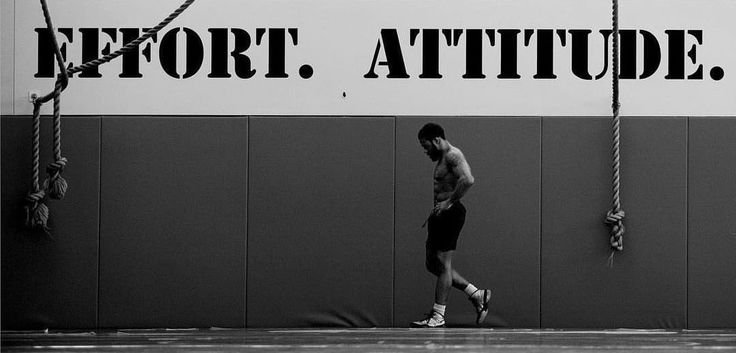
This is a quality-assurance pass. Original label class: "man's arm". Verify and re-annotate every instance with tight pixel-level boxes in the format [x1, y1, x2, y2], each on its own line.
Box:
[447, 150, 475, 203]
[436, 150, 475, 213]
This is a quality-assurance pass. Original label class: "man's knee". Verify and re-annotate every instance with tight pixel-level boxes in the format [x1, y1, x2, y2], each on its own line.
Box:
[426, 247, 454, 272]
[435, 251, 453, 273]
[427, 253, 451, 274]
[425, 254, 445, 275]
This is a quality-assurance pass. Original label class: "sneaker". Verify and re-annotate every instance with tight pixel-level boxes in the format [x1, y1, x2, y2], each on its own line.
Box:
[410, 311, 446, 328]
[470, 289, 492, 325]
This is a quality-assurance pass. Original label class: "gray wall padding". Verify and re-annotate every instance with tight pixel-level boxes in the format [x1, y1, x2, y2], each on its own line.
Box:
[394, 118, 541, 328]
[541, 117, 687, 328]
[98, 118, 247, 328]
[2, 117, 100, 329]
[2, 116, 735, 329]
[688, 118, 736, 328]
[246, 117, 395, 328]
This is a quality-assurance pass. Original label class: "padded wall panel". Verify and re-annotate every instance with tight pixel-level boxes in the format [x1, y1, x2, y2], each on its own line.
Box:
[99, 118, 247, 328]
[2, 117, 100, 329]
[247, 117, 394, 328]
[541, 117, 687, 328]
[395, 117, 541, 328]
[688, 117, 736, 328]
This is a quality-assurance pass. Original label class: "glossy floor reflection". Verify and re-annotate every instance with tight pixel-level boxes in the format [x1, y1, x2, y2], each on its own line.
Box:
[3, 328, 736, 352]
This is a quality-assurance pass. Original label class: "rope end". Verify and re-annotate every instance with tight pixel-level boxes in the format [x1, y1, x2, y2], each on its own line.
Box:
[25, 190, 52, 234]
[46, 158, 68, 200]
[607, 250, 616, 268]
[48, 176, 68, 200]
[25, 200, 50, 232]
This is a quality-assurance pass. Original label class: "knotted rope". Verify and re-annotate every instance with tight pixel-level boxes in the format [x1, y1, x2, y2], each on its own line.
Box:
[25, 103, 50, 233]
[604, 0, 625, 266]
[25, 0, 68, 232]
[46, 77, 68, 200]
[26, 0, 196, 232]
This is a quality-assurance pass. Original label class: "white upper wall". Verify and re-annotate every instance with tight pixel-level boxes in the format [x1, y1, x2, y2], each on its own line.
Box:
[6, 0, 736, 116]
[1, 0, 14, 115]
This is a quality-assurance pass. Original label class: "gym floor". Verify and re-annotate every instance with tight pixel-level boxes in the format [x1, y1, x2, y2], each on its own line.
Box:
[3, 328, 736, 352]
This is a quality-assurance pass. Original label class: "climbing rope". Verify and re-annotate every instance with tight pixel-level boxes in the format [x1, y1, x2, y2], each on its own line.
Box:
[66, 0, 197, 75]
[25, 103, 49, 233]
[604, 0, 625, 266]
[25, 0, 196, 232]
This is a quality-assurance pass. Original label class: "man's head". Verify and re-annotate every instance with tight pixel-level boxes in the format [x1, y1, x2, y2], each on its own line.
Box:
[418, 123, 446, 161]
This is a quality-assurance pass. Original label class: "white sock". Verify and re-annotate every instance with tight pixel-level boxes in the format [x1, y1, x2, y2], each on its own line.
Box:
[464, 283, 479, 297]
[432, 303, 446, 317]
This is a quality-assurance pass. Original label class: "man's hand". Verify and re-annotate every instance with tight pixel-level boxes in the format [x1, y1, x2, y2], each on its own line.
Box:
[433, 200, 453, 215]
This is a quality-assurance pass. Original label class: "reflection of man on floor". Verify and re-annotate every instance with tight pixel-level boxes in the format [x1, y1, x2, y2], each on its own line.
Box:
[411, 123, 492, 328]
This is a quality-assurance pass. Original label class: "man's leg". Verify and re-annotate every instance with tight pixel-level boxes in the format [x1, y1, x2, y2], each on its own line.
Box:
[450, 270, 471, 291]
[426, 247, 492, 326]
[433, 250, 454, 305]
[425, 247, 470, 290]
[412, 247, 453, 328]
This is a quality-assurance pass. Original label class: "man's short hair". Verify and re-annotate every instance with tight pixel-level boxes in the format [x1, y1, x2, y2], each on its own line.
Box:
[418, 123, 445, 141]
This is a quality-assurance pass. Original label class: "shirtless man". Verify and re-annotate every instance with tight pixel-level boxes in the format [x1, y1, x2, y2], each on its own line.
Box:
[411, 123, 492, 328]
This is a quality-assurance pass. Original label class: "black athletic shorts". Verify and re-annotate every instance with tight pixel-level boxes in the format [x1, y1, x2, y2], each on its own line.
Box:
[426, 201, 466, 251]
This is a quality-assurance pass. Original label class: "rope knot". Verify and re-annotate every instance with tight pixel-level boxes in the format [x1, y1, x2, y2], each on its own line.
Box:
[46, 157, 67, 173]
[605, 209, 625, 224]
[25, 191, 50, 231]
[46, 157, 69, 200]
[605, 209, 625, 251]
[25, 190, 47, 204]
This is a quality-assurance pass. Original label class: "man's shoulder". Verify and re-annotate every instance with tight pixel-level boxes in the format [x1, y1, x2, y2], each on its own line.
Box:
[445, 146, 467, 163]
